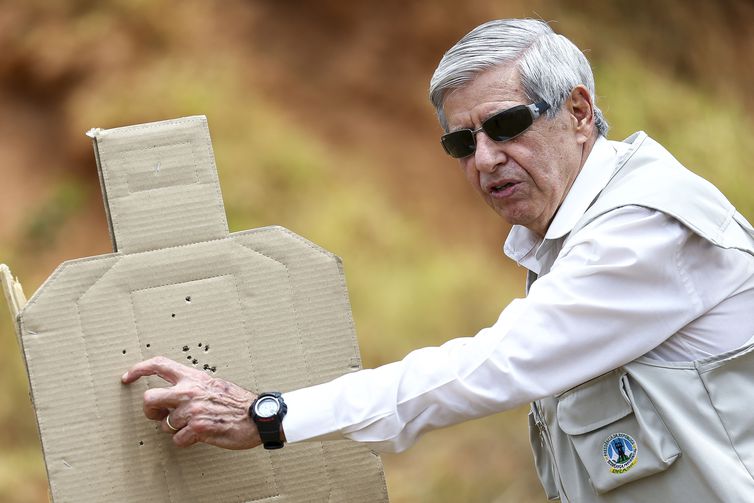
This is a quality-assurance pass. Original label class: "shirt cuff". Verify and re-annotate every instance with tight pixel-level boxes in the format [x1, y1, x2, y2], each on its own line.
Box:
[282, 378, 348, 444]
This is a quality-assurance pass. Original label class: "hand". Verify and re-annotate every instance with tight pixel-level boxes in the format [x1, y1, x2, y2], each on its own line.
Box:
[122, 356, 261, 449]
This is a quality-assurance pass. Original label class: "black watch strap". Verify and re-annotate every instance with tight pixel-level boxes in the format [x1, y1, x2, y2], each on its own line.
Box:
[250, 392, 287, 450]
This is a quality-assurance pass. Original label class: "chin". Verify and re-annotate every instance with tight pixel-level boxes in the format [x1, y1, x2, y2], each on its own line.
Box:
[494, 206, 527, 225]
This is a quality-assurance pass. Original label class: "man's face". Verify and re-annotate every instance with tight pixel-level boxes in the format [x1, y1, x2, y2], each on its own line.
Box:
[442, 64, 592, 236]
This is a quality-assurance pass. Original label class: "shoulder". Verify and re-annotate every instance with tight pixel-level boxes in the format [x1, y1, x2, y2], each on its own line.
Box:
[561, 205, 689, 264]
[574, 135, 736, 245]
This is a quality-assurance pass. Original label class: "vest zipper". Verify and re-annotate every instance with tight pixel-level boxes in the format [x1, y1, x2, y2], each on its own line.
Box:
[532, 400, 570, 502]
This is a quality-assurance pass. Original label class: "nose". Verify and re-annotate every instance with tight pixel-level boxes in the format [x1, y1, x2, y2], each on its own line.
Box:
[472, 130, 507, 173]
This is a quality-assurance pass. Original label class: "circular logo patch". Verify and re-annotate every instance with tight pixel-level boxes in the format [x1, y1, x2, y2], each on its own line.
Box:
[602, 432, 638, 474]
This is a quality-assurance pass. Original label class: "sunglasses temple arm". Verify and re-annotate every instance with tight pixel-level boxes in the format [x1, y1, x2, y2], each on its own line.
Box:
[529, 101, 551, 119]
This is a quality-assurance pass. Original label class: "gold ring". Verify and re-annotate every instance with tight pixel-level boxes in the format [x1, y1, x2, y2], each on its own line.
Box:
[166, 415, 180, 432]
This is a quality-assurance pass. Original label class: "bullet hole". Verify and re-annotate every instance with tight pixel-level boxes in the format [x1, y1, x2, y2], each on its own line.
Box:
[204, 345, 209, 352]
[122, 349, 127, 355]
[171, 313, 176, 318]
[146, 344, 151, 348]
[210, 366, 217, 373]
[182, 345, 189, 352]
[185, 296, 191, 303]
[192, 359, 198, 365]
[139, 441, 144, 446]
[203, 364, 210, 370]
[198, 342, 202, 348]
[186, 356, 192, 360]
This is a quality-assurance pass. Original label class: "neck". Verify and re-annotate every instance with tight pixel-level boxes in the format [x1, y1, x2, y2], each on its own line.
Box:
[535, 134, 600, 238]
[580, 134, 599, 168]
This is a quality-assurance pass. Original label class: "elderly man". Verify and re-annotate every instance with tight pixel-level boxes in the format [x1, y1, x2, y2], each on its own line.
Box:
[123, 19, 754, 501]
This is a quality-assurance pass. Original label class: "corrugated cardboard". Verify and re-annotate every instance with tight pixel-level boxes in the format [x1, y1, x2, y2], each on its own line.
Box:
[8, 116, 389, 502]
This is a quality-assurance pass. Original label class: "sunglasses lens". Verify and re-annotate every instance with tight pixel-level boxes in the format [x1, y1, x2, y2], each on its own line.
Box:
[441, 130, 475, 159]
[483, 106, 533, 141]
[440, 103, 543, 158]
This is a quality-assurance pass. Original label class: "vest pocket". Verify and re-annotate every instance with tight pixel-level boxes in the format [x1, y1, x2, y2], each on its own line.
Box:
[699, 346, 754, 476]
[556, 370, 680, 494]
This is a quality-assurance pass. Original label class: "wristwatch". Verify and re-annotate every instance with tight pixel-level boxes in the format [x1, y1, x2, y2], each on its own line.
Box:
[250, 392, 287, 450]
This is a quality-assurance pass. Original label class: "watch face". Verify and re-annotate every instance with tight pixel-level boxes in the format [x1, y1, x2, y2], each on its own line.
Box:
[255, 396, 280, 418]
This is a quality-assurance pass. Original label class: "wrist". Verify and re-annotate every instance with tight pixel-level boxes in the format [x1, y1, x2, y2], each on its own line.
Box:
[250, 392, 288, 449]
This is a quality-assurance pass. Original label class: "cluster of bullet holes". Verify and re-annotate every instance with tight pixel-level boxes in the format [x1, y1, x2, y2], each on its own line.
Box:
[183, 343, 216, 373]
[122, 343, 215, 372]
[122, 296, 218, 374]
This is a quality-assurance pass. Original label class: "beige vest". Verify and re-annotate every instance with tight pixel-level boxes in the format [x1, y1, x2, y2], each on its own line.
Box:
[528, 132, 754, 502]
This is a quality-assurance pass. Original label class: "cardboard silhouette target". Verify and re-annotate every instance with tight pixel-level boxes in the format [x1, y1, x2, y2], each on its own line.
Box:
[6, 116, 389, 502]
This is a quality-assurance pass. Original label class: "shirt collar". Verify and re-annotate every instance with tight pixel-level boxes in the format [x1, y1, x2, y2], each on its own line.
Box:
[503, 135, 618, 265]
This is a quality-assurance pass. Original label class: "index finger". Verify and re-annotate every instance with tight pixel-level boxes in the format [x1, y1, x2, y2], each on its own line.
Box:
[121, 356, 192, 385]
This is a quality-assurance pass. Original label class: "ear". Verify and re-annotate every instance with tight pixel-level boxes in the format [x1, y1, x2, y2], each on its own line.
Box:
[568, 85, 596, 144]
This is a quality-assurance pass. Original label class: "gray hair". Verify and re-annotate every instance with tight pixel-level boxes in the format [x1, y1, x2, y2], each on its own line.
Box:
[429, 19, 609, 137]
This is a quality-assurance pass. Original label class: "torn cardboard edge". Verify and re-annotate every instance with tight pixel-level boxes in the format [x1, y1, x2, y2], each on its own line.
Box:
[1, 263, 27, 344]
[88, 127, 118, 252]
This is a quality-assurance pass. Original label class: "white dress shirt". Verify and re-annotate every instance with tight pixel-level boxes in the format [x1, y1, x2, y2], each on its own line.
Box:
[282, 136, 754, 453]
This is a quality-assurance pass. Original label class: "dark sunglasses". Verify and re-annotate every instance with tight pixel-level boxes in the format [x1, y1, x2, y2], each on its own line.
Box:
[440, 101, 550, 158]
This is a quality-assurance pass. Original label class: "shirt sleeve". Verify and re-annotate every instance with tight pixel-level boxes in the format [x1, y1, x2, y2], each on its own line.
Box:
[282, 206, 707, 452]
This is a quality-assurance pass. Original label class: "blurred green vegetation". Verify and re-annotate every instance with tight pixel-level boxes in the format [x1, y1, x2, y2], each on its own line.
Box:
[21, 179, 88, 248]
[0, 1, 752, 502]
[599, 53, 754, 216]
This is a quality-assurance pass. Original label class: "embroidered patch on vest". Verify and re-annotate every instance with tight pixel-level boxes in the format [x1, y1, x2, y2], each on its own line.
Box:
[602, 433, 638, 474]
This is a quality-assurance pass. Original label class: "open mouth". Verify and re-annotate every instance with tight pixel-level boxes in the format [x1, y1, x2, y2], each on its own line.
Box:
[490, 182, 516, 194]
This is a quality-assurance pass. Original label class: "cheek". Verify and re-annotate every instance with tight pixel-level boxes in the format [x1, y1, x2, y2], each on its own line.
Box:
[538, 153, 578, 204]
[536, 167, 566, 202]
[460, 162, 482, 190]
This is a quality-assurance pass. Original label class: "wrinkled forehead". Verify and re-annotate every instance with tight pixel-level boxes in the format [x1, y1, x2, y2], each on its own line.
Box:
[442, 64, 528, 124]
